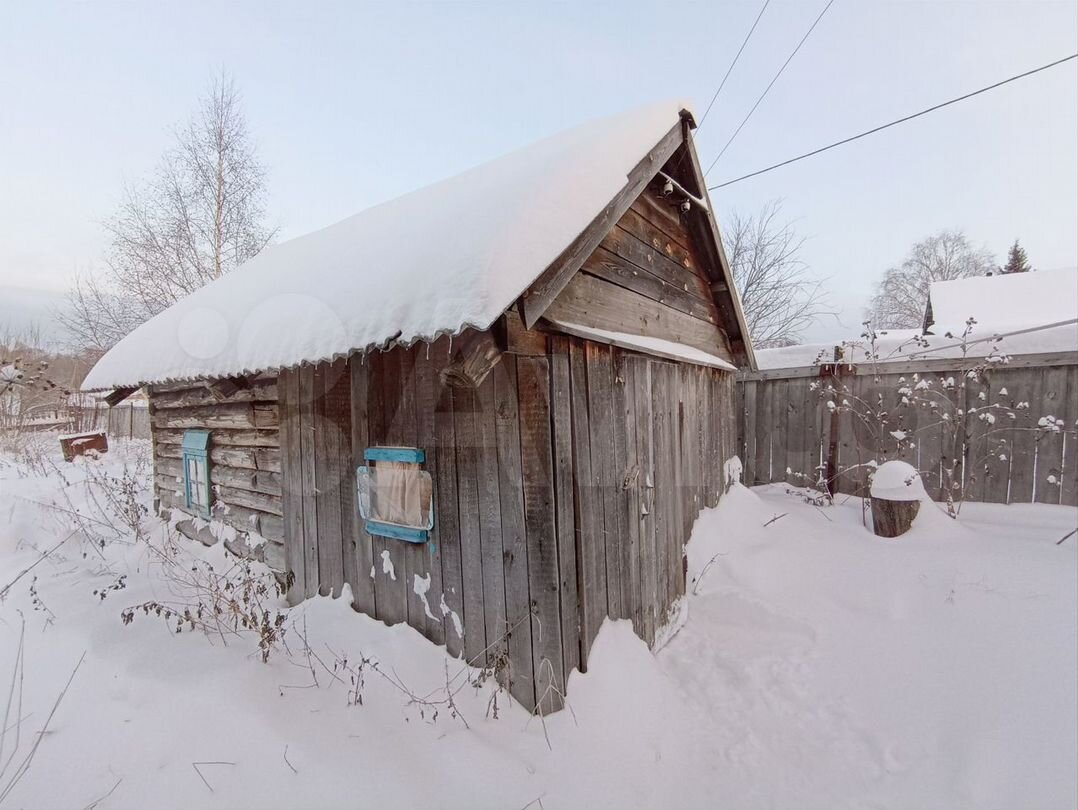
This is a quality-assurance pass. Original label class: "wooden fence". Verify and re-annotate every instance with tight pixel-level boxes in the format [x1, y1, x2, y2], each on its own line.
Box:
[736, 351, 1078, 507]
[102, 403, 152, 440]
[14, 403, 153, 440]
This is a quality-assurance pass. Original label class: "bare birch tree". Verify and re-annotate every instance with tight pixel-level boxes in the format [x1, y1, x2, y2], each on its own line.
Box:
[63, 73, 276, 352]
[864, 230, 995, 329]
[722, 200, 829, 348]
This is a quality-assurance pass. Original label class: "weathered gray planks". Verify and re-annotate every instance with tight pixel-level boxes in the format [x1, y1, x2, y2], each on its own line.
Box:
[548, 338, 581, 678]
[348, 358, 377, 615]
[1061, 366, 1078, 507]
[453, 386, 489, 664]
[432, 363, 466, 659]
[585, 342, 622, 619]
[612, 351, 642, 635]
[474, 374, 508, 668]
[544, 272, 732, 361]
[412, 342, 447, 645]
[736, 359, 1078, 507]
[315, 360, 346, 597]
[271, 329, 741, 716]
[1036, 366, 1069, 504]
[374, 349, 410, 628]
[568, 339, 605, 661]
[516, 355, 565, 713]
[298, 364, 320, 597]
[491, 358, 535, 707]
[278, 368, 305, 601]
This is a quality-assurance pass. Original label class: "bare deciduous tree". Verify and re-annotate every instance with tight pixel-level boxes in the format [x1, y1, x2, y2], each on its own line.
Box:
[864, 230, 995, 329]
[722, 200, 830, 348]
[63, 73, 276, 352]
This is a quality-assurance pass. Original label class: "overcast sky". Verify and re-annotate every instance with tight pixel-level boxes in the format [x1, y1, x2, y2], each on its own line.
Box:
[2, 1, 1076, 343]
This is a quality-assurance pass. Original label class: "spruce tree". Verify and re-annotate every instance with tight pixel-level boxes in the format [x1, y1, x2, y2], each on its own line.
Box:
[1001, 240, 1032, 274]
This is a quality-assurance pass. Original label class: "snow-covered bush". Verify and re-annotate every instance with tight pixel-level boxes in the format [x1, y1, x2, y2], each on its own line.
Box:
[807, 318, 1070, 516]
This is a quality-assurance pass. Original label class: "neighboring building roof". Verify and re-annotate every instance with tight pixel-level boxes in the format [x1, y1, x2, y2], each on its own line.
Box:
[925, 267, 1078, 336]
[754, 268, 1078, 372]
[84, 102, 750, 391]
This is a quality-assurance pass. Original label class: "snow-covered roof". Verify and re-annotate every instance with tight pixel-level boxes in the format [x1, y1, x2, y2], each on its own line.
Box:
[83, 102, 697, 390]
[927, 267, 1078, 335]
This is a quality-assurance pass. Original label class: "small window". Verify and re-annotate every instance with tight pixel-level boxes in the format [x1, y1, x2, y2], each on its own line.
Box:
[356, 447, 433, 543]
[182, 429, 212, 518]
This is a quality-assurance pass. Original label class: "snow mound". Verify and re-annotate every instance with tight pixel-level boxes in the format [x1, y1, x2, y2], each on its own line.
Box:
[84, 102, 691, 390]
[870, 460, 928, 502]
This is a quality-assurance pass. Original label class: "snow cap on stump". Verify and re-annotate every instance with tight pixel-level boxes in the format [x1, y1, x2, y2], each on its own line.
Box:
[870, 460, 927, 502]
[870, 461, 927, 538]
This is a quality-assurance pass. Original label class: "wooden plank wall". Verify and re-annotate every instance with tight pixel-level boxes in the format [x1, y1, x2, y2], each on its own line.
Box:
[547, 338, 733, 655]
[278, 330, 736, 714]
[737, 361, 1078, 506]
[337, 335, 549, 708]
[149, 375, 286, 570]
[543, 183, 735, 364]
[278, 359, 363, 605]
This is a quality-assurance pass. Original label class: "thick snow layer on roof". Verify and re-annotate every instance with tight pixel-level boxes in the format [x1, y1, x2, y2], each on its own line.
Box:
[549, 320, 737, 371]
[84, 102, 690, 390]
[929, 267, 1078, 335]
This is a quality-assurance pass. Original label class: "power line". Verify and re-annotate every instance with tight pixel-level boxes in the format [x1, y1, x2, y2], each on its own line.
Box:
[696, 0, 772, 133]
[704, 0, 836, 176]
[708, 52, 1078, 190]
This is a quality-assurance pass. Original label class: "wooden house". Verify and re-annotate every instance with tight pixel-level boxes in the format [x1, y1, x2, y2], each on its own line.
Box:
[83, 103, 757, 713]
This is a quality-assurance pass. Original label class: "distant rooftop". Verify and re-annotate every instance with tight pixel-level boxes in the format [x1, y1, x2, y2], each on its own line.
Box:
[927, 267, 1078, 335]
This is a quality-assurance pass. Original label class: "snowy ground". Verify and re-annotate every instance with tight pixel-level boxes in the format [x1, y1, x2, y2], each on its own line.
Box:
[1, 437, 1075, 809]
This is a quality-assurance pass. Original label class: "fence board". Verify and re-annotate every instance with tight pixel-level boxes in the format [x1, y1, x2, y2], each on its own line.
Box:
[1036, 366, 1069, 504]
[754, 379, 773, 484]
[982, 371, 1013, 505]
[1061, 366, 1078, 507]
[742, 380, 758, 485]
[1006, 368, 1043, 504]
[737, 356, 1077, 507]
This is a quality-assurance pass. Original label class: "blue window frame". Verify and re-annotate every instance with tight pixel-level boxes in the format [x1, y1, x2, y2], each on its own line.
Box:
[356, 446, 433, 543]
[182, 429, 212, 519]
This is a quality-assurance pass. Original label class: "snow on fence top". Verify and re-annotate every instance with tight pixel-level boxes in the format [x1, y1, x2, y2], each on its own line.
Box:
[83, 102, 691, 390]
[927, 267, 1078, 336]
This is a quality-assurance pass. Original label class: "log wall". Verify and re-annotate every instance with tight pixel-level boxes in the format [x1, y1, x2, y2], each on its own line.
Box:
[149, 375, 285, 570]
[279, 329, 737, 714]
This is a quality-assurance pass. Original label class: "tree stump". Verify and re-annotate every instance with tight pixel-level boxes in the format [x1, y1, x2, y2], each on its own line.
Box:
[871, 496, 920, 538]
[869, 461, 927, 538]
